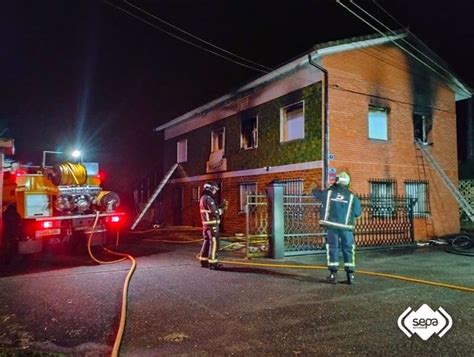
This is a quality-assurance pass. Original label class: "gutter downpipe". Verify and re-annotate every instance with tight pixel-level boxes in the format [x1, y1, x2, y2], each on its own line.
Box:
[308, 54, 329, 188]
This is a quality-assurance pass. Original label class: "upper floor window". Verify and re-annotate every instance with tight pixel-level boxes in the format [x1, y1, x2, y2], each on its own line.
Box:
[413, 114, 433, 144]
[281, 101, 304, 142]
[177, 139, 187, 163]
[211, 128, 225, 153]
[405, 180, 430, 216]
[241, 116, 258, 150]
[368, 106, 388, 141]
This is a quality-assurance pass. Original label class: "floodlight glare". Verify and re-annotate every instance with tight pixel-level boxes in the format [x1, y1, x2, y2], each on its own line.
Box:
[71, 150, 82, 158]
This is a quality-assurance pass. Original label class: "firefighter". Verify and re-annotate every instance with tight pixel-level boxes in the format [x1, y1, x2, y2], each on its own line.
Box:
[312, 171, 362, 284]
[198, 182, 228, 270]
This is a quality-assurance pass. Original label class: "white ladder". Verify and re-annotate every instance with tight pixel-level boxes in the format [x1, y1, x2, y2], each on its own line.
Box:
[130, 163, 179, 230]
[416, 142, 474, 222]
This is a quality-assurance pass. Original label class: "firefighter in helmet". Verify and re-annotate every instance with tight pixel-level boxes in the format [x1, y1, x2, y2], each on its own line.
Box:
[312, 171, 362, 284]
[198, 182, 228, 270]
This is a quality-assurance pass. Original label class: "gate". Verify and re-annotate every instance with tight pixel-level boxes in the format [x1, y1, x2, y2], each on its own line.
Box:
[283, 195, 325, 255]
[245, 193, 270, 258]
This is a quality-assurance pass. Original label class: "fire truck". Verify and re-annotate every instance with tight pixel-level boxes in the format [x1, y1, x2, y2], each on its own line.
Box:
[1, 139, 124, 261]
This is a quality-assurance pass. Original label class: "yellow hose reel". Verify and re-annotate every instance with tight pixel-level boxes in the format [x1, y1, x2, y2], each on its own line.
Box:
[51, 162, 88, 186]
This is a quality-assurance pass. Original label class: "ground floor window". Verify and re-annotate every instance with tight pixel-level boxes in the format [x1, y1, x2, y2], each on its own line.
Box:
[239, 182, 257, 212]
[405, 180, 430, 216]
[369, 179, 396, 217]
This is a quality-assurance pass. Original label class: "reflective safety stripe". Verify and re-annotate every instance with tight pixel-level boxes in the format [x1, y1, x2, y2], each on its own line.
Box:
[210, 236, 217, 262]
[344, 262, 355, 267]
[345, 194, 354, 225]
[328, 262, 339, 266]
[319, 220, 354, 230]
[203, 220, 220, 225]
[324, 190, 332, 220]
[326, 244, 330, 266]
[198, 256, 209, 262]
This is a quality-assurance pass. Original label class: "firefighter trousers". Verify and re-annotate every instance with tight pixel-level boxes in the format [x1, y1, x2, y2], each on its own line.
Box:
[199, 225, 220, 264]
[326, 228, 355, 272]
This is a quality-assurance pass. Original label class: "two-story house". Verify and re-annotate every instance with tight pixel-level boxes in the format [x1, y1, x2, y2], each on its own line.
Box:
[153, 31, 471, 241]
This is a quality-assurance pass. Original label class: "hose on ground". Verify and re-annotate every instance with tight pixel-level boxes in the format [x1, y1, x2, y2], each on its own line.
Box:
[87, 211, 137, 357]
[444, 234, 474, 257]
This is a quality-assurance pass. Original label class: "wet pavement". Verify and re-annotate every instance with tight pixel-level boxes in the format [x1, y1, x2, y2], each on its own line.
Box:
[0, 229, 473, 356]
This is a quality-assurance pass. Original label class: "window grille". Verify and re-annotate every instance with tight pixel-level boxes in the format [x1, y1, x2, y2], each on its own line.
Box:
[404, 180, 430, 216]
[369, 179, 396, 217]
[239, 182, 257, 212]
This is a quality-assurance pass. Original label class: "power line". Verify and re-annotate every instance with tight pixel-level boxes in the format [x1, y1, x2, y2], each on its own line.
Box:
[123, 0, 272, 72]
[102, 0, 270, 74]
[336, 0, 471, 97]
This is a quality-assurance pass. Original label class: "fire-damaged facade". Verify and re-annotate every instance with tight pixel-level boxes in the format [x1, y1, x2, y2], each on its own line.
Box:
[152, 31, 472, 243]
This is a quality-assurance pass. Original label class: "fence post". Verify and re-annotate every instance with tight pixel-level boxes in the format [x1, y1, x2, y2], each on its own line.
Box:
[266, 182, 285, 259]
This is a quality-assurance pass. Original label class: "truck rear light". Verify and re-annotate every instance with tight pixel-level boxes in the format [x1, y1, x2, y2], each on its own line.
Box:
[42, 221, 53, 229]
[111, 216, 120, 223]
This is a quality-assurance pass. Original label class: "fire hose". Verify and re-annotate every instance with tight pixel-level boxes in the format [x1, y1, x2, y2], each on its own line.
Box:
[87, 211, 136, 357]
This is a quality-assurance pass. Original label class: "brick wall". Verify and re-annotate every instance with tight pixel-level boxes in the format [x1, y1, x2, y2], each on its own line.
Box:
[160, 169, 322, 235]
[322, 44, 459, 238]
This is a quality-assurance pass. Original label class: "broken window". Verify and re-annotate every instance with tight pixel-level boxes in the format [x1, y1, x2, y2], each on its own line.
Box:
[241, 116, 258, 149]
[413, 114, 433, 144]
[211, 128, 225, 153]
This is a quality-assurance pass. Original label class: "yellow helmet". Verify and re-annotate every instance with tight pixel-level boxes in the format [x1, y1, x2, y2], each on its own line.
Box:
[336, 171, 351, 186]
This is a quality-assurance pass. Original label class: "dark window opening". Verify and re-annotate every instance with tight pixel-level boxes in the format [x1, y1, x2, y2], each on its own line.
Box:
[413, 114, 433, 144]
[241, 116, 258, 149]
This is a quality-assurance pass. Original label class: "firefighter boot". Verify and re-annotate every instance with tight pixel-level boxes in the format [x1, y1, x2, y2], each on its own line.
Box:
[200, 261, 209, 268]
[346, 271, 355, 285]
[209, 263, 223, 270]
[326, 270, 337, 284]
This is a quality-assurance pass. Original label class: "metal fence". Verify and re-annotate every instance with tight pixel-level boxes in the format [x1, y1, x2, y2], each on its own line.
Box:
[245, 192, 415, 257]
[355, 195, 415, 247]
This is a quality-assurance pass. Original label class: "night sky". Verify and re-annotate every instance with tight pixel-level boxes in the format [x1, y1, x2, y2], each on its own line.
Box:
[1, 0, 473, 196]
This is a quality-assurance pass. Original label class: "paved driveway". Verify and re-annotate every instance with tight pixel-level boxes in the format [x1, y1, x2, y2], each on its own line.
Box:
[0, 233, 472, 356]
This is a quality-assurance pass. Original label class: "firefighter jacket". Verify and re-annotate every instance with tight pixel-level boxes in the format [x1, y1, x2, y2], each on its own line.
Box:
[313, 184, 362, 231]
[199, 191, 224, 228]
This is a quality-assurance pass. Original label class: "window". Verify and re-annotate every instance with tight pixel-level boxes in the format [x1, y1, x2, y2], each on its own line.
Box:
[369, 179, 396, 217]
[211, 128, 225, 153]
[239, 182, 257, 212]
[413, 114, 433, 144]
[191, 186, 200, 202]
[177, 139, 187, 163]
[405, 181, 430, 216]
[368, 106, 388, 140]
[281, 101, 304, 142]
[241, 116, 258, 149]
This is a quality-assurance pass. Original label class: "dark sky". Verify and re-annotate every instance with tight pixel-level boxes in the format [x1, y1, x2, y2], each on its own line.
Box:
[1, 0, 473, 193]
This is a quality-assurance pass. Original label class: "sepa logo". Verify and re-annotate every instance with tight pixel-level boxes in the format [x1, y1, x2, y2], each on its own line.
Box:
[398, 304, 453, 340]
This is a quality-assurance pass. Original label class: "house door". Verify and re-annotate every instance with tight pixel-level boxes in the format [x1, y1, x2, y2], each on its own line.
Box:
[172, 186, 183, 226]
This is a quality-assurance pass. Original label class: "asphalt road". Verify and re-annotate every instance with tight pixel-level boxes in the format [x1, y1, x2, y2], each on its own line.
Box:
[0, 232, 473, 356]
